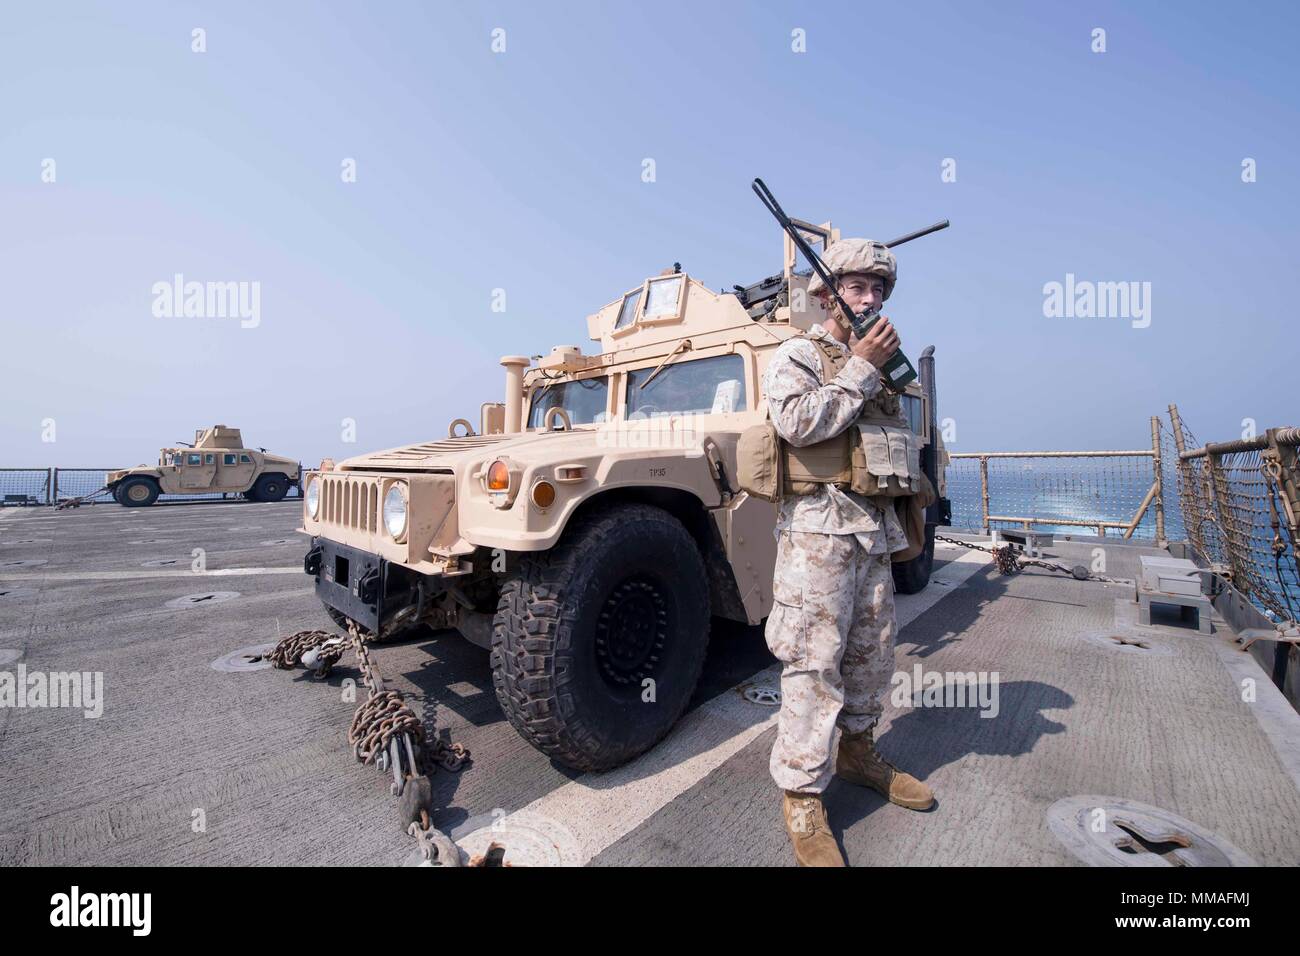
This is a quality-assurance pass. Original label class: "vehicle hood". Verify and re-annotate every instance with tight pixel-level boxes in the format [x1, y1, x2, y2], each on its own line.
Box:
[337, 430, 607, 472]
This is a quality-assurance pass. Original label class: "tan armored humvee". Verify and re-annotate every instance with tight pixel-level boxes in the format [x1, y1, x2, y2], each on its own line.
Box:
[300, 219, 950, 771]
[107, 425, 301, 507]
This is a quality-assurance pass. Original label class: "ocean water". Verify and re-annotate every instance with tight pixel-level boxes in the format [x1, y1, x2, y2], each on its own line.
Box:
[944, 459, 1179, 540]
[944, 458, 1299, 620]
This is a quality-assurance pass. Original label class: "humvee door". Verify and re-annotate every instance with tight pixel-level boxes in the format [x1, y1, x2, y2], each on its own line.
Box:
[218, 451, 256, 490]
[179, 451, 217, 490]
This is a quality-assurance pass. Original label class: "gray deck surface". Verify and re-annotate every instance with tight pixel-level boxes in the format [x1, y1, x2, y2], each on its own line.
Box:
[2, 501, 1297, 866]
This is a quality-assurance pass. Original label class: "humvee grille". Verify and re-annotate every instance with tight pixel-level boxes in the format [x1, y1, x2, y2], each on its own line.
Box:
[319, 474, 379, 533]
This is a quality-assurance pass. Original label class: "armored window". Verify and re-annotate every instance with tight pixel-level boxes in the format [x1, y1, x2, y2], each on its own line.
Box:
[240, 454, 251, 463]
[615, 289, 642, 331]
[900, 395, 925, 437]
[172, 453, 185, 466]
[187, 454, 202, 465]
[205, 454, 216, 465]
[626, 354, 747, 417]
[527, 376, 609, 428]
[223, 454, 237, 466]
[642, 276, 683, 320]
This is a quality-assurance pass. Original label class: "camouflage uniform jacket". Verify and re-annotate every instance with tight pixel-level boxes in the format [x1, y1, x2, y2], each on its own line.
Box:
[762, 324, 909, 554]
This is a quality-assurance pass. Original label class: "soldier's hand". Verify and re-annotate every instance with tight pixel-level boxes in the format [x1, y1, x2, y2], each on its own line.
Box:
[851, 316, 899, 369]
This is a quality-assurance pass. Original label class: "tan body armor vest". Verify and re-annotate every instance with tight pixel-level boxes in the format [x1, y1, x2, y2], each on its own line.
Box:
[736, 332, 936, 560]
[782, 335, 917, 498]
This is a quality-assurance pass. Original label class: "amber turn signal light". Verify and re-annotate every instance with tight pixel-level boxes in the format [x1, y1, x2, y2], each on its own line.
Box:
[487, 460, 511, 491]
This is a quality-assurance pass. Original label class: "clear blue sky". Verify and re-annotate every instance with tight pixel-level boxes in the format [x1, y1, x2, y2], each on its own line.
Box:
[2, 1, 1295, 466]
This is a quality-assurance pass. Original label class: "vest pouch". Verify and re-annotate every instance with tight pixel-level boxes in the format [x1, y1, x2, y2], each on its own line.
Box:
[851, 425, 921, 497]
[886, 426, 921, 494]
[783, 430, 852, 495]
[736, 422, 782, 502]
[892, 471, 938, 563]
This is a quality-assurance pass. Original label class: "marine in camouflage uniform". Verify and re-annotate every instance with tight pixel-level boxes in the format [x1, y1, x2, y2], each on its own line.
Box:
[764, 238, 935, 867]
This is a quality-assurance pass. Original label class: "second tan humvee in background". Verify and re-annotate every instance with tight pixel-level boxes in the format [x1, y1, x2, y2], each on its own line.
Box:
[107, 425, 300, 507]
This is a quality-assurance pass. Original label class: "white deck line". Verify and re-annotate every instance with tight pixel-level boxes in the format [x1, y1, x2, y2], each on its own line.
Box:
[0, 567, 303, 581]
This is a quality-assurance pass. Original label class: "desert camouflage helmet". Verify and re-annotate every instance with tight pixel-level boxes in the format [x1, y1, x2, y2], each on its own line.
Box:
[807, 238, 897, 300]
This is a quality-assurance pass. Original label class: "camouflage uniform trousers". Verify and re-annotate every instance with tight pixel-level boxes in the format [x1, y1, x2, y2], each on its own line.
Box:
[765, 529, 898, 794]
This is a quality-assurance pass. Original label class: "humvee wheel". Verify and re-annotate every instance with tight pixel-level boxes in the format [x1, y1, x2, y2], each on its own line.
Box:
[891, 524, 935, 595]
[249, 474, 289, 503]
[491, 503, 711, 772]
[118, 477, 160, 508]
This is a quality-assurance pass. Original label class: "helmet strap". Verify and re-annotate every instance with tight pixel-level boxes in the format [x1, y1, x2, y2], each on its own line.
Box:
[824, 294, 853, 332]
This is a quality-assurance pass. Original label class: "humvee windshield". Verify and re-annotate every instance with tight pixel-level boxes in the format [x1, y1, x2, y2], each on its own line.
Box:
[626, 354, 747, 417]
[528, 377, 609, 428]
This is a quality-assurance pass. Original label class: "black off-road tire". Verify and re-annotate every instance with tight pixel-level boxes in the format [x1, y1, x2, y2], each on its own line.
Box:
[892, 524, 935, 595]
[491, 503, 711, 772]
[249, 473, 289, 503]
[117, 477, 160, 508]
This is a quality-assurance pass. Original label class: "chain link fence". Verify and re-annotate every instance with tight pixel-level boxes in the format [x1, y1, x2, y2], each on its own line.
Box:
[46, 469, 116, 504]
[0, 469, 54, 506]
[0, 468, 301, 506]
[945, 416, 1174, 542]
[1167, 407, 1300, 625]
[943, 407, 1299, 627]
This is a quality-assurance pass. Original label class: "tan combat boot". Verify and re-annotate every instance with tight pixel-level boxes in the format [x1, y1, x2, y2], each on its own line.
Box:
[836, 729, 935, 810]
[781, 791, 846, 867]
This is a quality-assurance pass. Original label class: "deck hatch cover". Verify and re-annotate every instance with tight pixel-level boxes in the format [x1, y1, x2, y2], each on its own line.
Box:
[1046, 796, 1258, 866]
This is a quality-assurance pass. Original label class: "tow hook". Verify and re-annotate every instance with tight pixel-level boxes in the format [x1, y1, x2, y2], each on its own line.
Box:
[356, 567, 380, 604]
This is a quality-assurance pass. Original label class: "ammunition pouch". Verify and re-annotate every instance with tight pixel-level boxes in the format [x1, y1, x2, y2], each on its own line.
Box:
[737, 421, 924, 502]
[735, 331, 922, 506]
[782, 423, 922, 498]
[849, 423, 923, 497]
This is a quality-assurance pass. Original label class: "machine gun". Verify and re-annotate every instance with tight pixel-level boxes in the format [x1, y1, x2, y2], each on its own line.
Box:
[750, 177, 948, 391]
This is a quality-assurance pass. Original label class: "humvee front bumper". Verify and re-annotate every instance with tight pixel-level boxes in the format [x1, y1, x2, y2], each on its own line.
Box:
[305, 536, 384, 632]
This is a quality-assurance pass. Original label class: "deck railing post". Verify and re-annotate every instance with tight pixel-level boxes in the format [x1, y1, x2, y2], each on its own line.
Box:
[1151, 416, 1166, 547]
[979, 456, 990, 535]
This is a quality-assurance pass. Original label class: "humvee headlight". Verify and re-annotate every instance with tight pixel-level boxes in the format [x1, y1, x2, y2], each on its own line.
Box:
[531, 479, 556, 510]
[305, 477, 321, 518]
[486, 460, 510, 491]
[383, 483, 408, 540]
